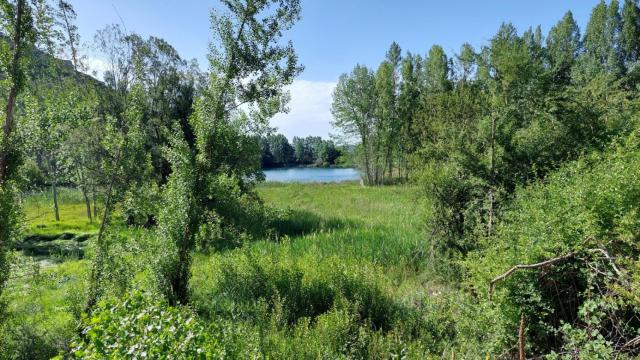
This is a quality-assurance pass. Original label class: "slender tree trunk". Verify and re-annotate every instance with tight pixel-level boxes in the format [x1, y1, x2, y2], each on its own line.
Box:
[51, 161, 60, 222]
[85, 176, 115, 314]
[375, 139, 383, 185]
[362, 137, 372, 185]
[0, 0, 25, 185]
[518, 314, 526, 360]
[386, 147, 393, 183]
[487, 114, 496, 236]
[92, 188, 98, 219]
[52, 182, 60, 221]
[81, 187, 92, 223]
[77, 170, 92, 223]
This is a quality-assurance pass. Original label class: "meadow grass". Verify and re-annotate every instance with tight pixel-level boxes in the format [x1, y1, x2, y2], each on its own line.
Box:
[7, 182, 438, 358]
[22, 188, 100, 236]
[191, 182, 436, 322]
[3, 254, 88, 357]
[255, 182, 430, 274]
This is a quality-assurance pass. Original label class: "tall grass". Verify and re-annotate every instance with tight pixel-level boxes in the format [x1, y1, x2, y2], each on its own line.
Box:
[21, 188, 100, 236]
[256, 182, 431, 275]
[8, 182, 455, 358]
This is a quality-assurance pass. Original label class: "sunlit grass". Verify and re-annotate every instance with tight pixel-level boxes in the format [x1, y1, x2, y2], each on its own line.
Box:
[22, 188, 100, 236]
[10, 183, 435, 357]
[256, 182, 430, 273]
[192, 182, 433, 315]
[3, 254, 87, 357]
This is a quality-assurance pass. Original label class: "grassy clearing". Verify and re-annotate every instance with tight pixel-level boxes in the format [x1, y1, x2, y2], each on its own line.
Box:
[7, 182, 441, 358]
[256, 182, 430, 273]
[191, 182, 437, 324]
[22, 188, 100, 236]
[192, 182, 431, 303]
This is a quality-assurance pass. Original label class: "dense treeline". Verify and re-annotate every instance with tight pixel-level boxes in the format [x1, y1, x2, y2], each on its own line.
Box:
[332, 0, 640, 357]
[260, 133, 345, 168]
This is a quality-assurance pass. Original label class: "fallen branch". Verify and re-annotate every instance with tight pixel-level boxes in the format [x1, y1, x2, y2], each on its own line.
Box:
[489, 251, 578, 298]
[622, 336, 640, 350]
[488, 248, 624, 298]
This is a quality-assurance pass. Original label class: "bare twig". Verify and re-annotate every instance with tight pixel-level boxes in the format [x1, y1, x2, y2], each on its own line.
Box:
[622, 336, 640, 350]
[587, 248, 623, 278]
[489, 251, 578, 298]
[488, 248, 624, 298]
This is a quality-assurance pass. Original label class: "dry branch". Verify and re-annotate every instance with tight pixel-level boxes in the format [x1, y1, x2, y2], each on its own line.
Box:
[488, 248, 624, 298]
[587, 248, 623, 278]
[622, 336, 640, 350]
[489, 251, 578, 298]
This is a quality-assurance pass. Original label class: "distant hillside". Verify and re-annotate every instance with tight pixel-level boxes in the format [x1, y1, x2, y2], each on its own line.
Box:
[23, 43, 105, 90]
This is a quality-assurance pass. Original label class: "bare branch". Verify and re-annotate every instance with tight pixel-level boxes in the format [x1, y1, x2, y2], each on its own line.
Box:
[488, 248, 625, 298]
[489, 251, 578, 298]
[622, 336, 640, 350]
[587, 248, 624, 278]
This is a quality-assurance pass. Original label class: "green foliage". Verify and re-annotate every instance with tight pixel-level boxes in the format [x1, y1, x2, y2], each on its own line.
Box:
[154, 0, 303, 305]
[546, 11, 581, 82]
[621, 0, 640, 64]
[332, 64, 379, 184]
[262, 133, 295, 167]
[213, 251, 400, 328]
[154, 133, 198, 305]
[7, 1, 640, 358]
[1, 254, 86, 360]
[70, 291, 224, 359]
[287, 135, 342, 167]
[0, 184, 20, 308]
[464, 131, 640, 356]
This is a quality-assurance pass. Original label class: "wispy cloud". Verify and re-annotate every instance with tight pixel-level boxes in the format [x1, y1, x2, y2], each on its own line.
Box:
[82, 56, 110, 80]
[271, 80, 337, 140]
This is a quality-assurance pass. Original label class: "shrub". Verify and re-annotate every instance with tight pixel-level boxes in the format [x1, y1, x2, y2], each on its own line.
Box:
[464, 132, 640, 357]
[70, 291, 224, 359]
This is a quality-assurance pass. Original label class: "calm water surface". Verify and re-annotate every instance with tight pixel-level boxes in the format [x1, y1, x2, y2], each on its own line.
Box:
[263, 167, 361, 183]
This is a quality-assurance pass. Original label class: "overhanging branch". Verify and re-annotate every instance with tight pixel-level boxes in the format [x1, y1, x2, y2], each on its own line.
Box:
[488, 248, 624, 299]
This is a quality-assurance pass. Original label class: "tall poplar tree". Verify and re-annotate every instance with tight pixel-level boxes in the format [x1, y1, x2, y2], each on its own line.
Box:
[397, 52, 420, 179]
[546, 11, 581, 82]
[582, 0, 623, 76]
[332, 65, 377, 185]
[374, 60, 394, 183]
[0, 0, 68, 310]
[621, 0, 640, 64]
[424, 45, 450, 93]
[0, 0, 37, 304]
[155, 0, 303, 305]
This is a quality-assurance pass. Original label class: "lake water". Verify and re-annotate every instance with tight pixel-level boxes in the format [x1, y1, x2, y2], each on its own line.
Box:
[263, 167, 361, 183]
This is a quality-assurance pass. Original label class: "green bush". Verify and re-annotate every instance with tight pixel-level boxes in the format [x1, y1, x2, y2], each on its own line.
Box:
[70, 291, 224, 359]
[464, 131, 640, 356]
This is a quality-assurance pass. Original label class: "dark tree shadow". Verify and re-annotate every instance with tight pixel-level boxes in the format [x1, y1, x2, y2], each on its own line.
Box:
[14, 233, 91, 260]
[268, 209, 359, 238]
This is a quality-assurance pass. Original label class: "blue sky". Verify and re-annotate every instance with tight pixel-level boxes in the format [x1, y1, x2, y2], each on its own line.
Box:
[67, 0, 599, 139]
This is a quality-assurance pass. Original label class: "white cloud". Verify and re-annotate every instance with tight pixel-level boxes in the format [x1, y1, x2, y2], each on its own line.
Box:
[82, 57, 110, 80]
[271, 80, 337, 140]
